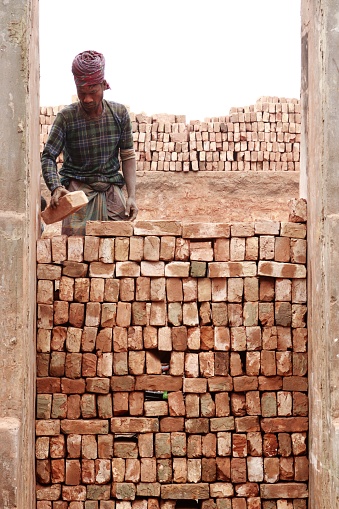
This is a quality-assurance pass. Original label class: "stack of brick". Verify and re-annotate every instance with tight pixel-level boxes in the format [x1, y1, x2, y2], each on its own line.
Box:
[36, 199, 308, 509]
[39, 97, 300, 174]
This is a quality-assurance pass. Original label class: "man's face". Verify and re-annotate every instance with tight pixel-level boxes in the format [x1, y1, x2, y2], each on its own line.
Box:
[77, 83, 104, 114]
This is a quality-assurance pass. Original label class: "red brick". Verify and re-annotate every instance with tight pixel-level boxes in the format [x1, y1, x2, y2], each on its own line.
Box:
[111, 417, 159, 433]
[37, 378, 61, 394]
[260, 351, 276, 376]
[235, 417, 260, 432]
[161, 483, 209, 499]
[282, 376, 308, 391]
[291, 432, 307, 455]
[280, 456, 295, 480]
[231, 393, 246, 416]
[230, 458, 246, 483]
[258, 376, 283, 391]
[61, 419, 109, 434]
[261, 417, 308, 433]
[65, 459, 81, 485]
[294, 456, 309, 481]
[233, 376, 258, 392]
[264, 457, 279, 483]
[263, 434, 278, 457]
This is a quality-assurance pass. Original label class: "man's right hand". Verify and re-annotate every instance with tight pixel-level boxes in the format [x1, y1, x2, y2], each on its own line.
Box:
[50, 186, 69, 208]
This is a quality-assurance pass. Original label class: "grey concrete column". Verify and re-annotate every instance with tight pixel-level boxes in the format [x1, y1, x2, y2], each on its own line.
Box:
[302, 0, 339, 506]
[0, 1, 39, 508]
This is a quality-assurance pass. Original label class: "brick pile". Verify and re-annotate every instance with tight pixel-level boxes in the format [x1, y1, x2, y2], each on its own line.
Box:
[36, 199, 308, 509]
[39, 97, 300, 174]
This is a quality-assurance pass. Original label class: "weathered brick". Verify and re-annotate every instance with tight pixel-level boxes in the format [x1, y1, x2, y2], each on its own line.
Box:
[260, 483, 308, 498]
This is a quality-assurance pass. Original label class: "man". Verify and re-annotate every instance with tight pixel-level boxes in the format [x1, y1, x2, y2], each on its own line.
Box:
[41, 50, 138, 235]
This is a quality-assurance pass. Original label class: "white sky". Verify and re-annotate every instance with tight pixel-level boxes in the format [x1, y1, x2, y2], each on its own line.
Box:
[39, 0, 301, 121]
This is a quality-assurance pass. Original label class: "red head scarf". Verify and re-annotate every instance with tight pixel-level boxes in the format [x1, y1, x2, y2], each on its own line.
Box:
[72, 50, 110, 89]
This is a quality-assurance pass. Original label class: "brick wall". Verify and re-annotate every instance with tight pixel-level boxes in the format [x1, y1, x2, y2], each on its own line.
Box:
[39, 96, 300, 174]
[36, 199, 308, 509]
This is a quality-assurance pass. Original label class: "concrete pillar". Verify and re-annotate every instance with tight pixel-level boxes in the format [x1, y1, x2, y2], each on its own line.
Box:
[0, 1, 39, 508]
[301, 0, 339, 506]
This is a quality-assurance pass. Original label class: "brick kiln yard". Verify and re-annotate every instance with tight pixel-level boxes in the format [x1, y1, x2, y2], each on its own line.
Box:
[36, 98, 307, 509]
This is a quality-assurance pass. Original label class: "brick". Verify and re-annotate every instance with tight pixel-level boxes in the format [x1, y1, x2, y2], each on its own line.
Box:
[82, 394, 98, 418]
[200, 393, 216, 417]
[288, 198, 307, 222]
[185, 418, 209, 434]
[208, 261, 256, 277]
[37, 280, 54, 304]
[38, 304, 54, 329]
[275, 236, 291, 262]
[144, 400, 168, 416]
[292, 304, 307, 328]
[66, 435, 81, 458]
[134, 220, 182, 236]
[36, 458, 51, 484]
[290, 239, 307, 264]
[116, 302, 132, 327]
[37, 329, 51, 353]
[136, 483, 161, 497]
[245, 237, 259, 260]
[291, 432, 307, 456]
[263, 433, 278, 457]
[210, 417, 235, 432]
[264, 457, 280, 483]
[208, 376, 233, 392]
[182, 223, 230, 239]
[49, 435, 66, 458]
[231, 457, 247, 483]
[277, 391, 292, 416]
[36, 420, 61, 436]
[61, 420, 109, 434]
[160, 236, 176, 260]
[111, 483, 136, 500]
[37, 238, 52, 263]
[230, 393, 246, 415]
[144, 236, 160, 261]
[283, 376, 308, 391]
[84, 235, 100, 261]
[258, 261, 306, 278]
[213, 238, 230, 261]
[261, 417, 308, 432]
[280, 222, 306, 239]
[37, 264, 62, 280]
[235, 417, 260, 432]
[255, 221, 280, 235]
[86, 485, 111, 500]
[62, 261, 88, 278]
[112, 458, 125, 482]
[150, 277, 165, 301]
[86, 221, 133, 236]
[260, 483, 308, 498]
[74, 278, 90, 302]
[51, 459, 65, 484]
[111, 417, 159, 433]
[233, 376, 258, 391]
[36, 484, 62, 501]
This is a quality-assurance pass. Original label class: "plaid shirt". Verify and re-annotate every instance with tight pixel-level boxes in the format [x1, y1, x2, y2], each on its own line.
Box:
[41, 100, 134, 192]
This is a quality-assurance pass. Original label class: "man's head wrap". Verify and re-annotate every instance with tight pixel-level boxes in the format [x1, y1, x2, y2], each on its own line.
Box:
[72, 50, 110, 90]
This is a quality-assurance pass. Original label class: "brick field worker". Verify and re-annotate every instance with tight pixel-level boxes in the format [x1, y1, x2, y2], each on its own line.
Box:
[41, 50, 138, 235]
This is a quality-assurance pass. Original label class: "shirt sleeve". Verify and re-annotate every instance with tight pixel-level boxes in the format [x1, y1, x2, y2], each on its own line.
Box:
[41, 113, 66, 192]
[119, 106, 134, 151]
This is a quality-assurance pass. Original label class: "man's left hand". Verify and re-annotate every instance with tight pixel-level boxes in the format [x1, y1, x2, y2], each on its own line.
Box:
[125, 197, 138, 221]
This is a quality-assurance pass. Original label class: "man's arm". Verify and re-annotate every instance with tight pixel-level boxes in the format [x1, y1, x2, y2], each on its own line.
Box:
[121, 156, 138, 220]
[41, 114, 69, 208]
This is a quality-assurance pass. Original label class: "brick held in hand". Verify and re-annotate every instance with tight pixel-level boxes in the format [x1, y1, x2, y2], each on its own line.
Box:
[41, 191, 88, 224]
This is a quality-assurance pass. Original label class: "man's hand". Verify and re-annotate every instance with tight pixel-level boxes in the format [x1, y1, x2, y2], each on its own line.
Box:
[50, 186, 69, 208]
[125, 197, 138, 221]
